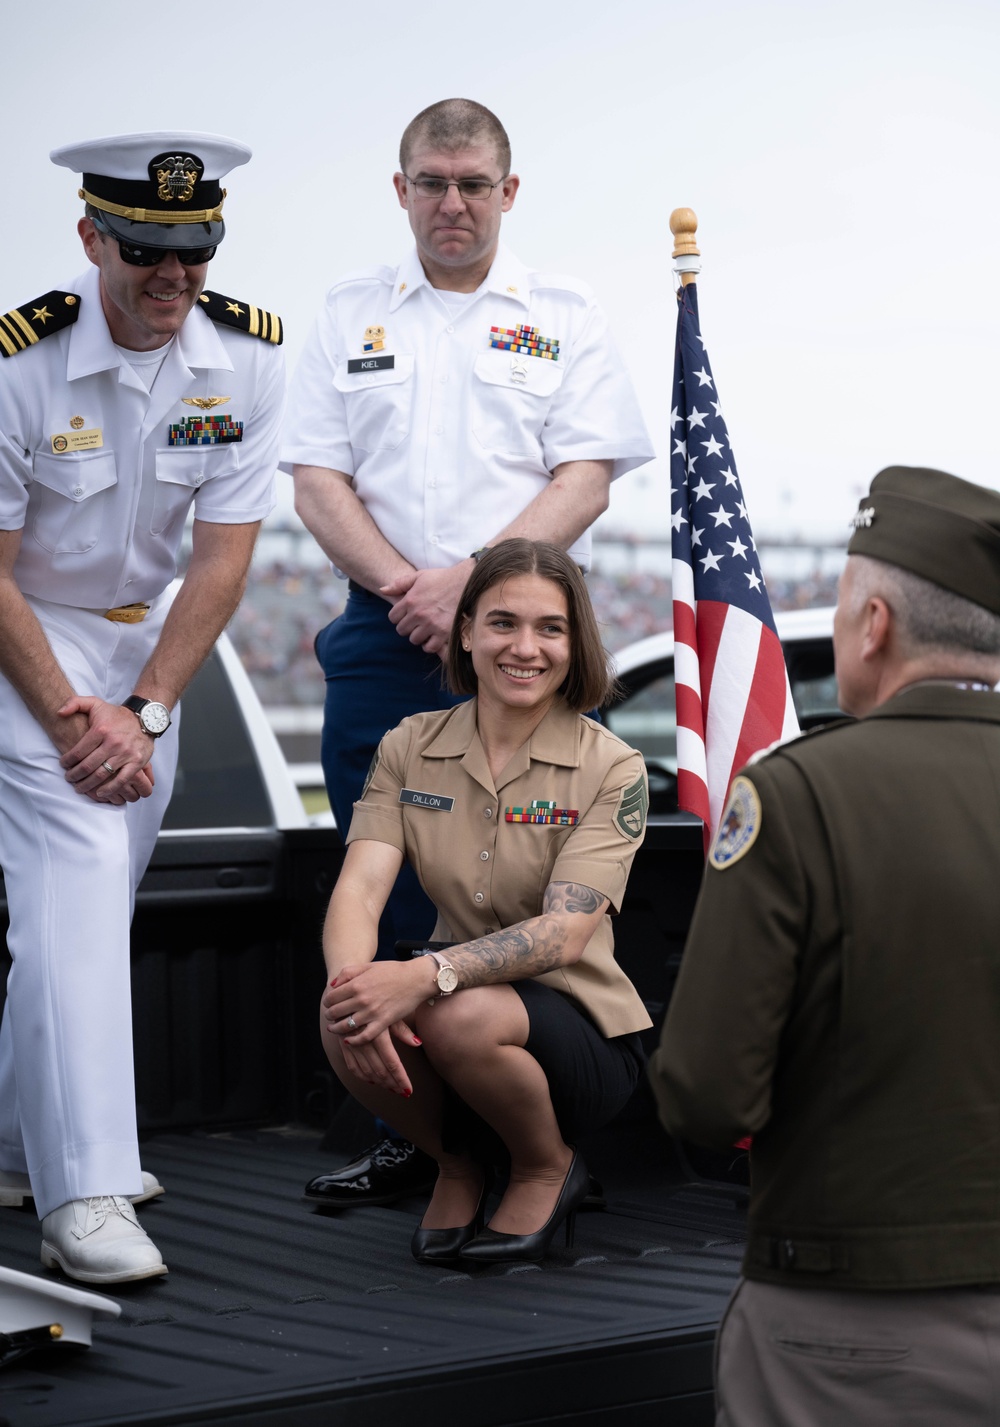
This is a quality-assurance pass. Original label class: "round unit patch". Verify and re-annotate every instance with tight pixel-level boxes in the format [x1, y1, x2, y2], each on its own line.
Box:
[709, 775, 763, 870]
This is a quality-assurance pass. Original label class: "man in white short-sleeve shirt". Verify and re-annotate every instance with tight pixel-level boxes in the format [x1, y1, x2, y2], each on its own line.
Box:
[283, 97, 653, 1209]
[0, 132, 284, 1283]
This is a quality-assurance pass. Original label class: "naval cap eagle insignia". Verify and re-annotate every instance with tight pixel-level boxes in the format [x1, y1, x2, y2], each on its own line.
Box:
[149, 151, 204, 203]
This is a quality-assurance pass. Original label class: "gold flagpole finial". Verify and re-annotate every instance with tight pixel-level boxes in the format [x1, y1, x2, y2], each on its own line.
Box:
[670, 208, 701, 286]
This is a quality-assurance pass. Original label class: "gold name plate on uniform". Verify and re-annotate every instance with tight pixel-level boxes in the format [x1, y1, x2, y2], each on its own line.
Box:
[103, 603, 150, 624]
[51, 428, 103, 454]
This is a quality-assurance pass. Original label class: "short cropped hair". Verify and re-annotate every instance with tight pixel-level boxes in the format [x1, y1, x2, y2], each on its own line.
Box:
[847, 554, 1000, 657]
[446, 540, 618, 711]
[400, 98, 511, 176]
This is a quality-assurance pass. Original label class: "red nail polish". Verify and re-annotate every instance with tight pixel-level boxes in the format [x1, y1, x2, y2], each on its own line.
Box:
[329, 978, 338, 987]
[412, 1037, 422, 1046]
[403, 1089, 412, 1098]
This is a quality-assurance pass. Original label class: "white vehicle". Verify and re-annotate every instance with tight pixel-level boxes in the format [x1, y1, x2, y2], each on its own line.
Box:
[605, 607, 838, 816]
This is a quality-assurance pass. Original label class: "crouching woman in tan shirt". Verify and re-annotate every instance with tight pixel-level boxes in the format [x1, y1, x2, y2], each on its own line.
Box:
[319, 540, 651, 1266]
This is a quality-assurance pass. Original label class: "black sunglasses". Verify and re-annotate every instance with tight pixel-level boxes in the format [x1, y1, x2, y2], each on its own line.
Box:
[92, 214, 216, 268]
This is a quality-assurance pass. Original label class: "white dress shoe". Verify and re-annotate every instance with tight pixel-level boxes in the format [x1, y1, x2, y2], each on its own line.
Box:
[0, 1168, 164, 1208]
[40, 1197, 168, 1285]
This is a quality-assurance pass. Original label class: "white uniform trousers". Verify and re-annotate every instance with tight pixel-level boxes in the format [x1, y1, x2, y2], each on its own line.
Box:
[0, 595, 177, 1219]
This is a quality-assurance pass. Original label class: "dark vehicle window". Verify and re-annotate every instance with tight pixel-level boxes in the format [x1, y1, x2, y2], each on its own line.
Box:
[604, 661, 679, 813]
[604, 633, 842, 815]
[783, 638, 842, 729]
[161, 650, 273, 830]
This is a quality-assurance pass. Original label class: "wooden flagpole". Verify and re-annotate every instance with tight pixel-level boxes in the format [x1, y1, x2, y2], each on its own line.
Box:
[670, 208, 701, 286]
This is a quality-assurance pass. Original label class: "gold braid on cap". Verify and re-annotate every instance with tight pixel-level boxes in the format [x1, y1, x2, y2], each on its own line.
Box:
[79, 187, 226, 224]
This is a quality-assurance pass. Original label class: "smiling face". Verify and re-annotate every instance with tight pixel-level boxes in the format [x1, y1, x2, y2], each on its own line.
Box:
[392, 139, 519, 289]
[462, 573, 572, 720]
[79, 217, 209, 350]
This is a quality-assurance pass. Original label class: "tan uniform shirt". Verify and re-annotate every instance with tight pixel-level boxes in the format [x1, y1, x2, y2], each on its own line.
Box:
[347, 697, 651, 1038]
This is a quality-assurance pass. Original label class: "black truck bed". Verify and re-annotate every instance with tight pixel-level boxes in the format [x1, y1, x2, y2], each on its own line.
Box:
[0, 1124, 744, 1426]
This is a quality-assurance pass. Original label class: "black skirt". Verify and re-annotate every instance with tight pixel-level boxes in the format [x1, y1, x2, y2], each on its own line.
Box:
[441, 979, 645, 1158]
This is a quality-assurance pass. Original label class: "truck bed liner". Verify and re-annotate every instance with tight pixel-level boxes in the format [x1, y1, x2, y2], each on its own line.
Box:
[0, 1128, 744, 1426]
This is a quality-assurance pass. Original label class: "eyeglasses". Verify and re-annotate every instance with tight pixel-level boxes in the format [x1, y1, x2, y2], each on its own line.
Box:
[91, 214, 217, 268]
[403, 174, 504, 201]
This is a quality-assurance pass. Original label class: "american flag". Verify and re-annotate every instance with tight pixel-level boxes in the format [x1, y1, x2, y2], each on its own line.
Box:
[670, 282, 799, 841]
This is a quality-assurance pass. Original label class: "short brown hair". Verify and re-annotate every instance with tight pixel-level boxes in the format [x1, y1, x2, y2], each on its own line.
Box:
[399, 98, 511, 176]
[446, 540, 618, 711]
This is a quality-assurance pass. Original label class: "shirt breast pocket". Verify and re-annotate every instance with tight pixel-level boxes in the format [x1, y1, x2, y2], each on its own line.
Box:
[152, 447, 238, 534]
[331, 355, 415, 453]
[30, 450, 118, 554]
[471, 350, 565, 457]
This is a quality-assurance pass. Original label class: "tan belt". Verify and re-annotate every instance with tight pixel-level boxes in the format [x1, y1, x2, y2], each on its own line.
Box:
[103, 602, 150, 624]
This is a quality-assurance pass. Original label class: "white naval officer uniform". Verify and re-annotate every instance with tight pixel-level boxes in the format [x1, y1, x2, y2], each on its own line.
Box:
[0, 264, 282, 1218]
[280, 243, 654, 572]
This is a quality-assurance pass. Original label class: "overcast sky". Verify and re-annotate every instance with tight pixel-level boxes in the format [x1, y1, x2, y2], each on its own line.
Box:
[8, 0, 1000, 544]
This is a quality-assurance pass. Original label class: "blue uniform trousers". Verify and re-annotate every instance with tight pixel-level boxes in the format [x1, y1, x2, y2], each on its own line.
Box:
[315, 585, 466, 959]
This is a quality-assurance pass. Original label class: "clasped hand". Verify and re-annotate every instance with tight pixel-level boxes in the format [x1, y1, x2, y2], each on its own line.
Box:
[381, 562, 472, 656]
[321, 960, 431, 1097]
[57, 696, 156, 805]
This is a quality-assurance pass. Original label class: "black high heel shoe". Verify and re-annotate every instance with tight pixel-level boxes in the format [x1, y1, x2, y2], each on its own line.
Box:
[459, 1150, 589, 1265]
[411, 1169, 493, 1266]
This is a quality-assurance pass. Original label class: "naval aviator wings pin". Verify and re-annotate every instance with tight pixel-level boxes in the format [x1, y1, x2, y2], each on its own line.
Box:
[183, 396, 231, 410]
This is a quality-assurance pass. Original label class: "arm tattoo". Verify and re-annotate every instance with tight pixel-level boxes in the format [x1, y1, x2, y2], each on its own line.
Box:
[543, 881, 606, 916]
[446, 882, 608, 989]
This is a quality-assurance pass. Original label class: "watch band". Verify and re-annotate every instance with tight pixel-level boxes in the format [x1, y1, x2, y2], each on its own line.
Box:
[427, 950, 458, 1001]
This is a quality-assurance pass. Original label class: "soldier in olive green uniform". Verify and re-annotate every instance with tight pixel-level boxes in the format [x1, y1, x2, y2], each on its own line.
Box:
[650, 466, 1000, 1426]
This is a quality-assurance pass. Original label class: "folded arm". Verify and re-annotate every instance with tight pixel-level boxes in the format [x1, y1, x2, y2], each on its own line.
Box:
[60, 518, 261, 800]
[324, 878, 610, 1047]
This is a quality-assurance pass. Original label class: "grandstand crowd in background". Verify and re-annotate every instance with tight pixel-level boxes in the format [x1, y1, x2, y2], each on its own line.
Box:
[226, 544, 841, 708]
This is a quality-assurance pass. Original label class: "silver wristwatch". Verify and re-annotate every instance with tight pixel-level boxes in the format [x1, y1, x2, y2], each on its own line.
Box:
[122, 695, 171, 738]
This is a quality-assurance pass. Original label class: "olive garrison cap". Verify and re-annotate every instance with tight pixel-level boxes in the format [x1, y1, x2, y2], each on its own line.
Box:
[847, 466, 1000, 615]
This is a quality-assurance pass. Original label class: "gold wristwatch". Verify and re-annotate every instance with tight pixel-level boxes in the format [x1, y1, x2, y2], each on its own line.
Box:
[427, 951, 458, 1002]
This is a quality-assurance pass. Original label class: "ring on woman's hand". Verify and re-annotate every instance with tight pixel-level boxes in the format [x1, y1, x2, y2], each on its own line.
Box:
[346, 1015, 358, 1032]
[101, 761, 115, 775]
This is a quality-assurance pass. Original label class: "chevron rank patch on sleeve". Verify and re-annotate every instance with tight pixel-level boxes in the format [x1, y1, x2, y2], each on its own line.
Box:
[0, 291, 80, 358]
[197, 290, 283, 344]
[614, 774, 649, 841]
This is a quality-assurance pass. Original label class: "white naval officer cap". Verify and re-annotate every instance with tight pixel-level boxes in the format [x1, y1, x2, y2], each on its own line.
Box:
[0, 1264, 120, 1367]
[50, 131, 252, 252]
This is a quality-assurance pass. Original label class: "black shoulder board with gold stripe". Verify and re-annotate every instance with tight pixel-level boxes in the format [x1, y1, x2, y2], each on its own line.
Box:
[197, 290, 283, 345]
[0, 291, 80, 359]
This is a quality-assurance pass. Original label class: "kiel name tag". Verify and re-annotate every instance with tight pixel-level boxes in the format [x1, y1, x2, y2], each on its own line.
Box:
[348, 354, 395, 374]
[399, 788, 455, 812]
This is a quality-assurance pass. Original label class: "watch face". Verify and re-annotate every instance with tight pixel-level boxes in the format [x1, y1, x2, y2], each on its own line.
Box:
[437, 965, 459, 995]
[140, 701, 171, 735]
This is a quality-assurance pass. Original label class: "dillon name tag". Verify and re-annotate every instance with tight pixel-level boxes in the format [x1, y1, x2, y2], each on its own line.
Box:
[399, 788, 455, 812]
[347, 354, 395, 374]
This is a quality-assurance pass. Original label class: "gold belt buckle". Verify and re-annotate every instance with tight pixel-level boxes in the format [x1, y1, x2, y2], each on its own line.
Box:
[103, 602, 150, 624]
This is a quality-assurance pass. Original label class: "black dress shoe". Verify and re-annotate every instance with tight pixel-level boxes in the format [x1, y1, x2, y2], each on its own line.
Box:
[460, 1150, 590, 1265]
[411, 1169, 493, 1266]
[304, 1138, 437, 1207]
